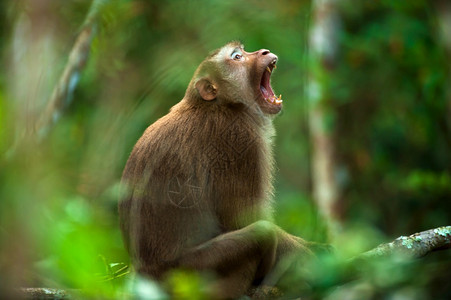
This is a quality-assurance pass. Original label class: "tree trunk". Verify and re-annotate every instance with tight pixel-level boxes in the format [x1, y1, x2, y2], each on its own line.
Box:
[308, 0, 342, 238]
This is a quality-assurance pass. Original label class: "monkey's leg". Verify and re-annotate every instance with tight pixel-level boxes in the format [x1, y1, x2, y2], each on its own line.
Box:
[176, 220, 277, 298]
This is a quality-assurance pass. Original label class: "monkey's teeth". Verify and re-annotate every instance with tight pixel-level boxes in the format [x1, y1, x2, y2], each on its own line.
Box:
[265, 96, 282, 105]
[266, 66, 272, 73]
[272, 95, 282, 104]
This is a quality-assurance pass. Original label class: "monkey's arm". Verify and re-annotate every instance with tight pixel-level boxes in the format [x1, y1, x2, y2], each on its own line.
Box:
[177, 221, 317, 278]
[177, 220, 277, 271]
[174, 220, 318, 298]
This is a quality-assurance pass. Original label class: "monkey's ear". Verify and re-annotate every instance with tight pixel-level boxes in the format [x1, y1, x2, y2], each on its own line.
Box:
[195, 78, 217, 101]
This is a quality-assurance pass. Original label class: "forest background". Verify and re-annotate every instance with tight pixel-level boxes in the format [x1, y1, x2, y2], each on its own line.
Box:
[0, 0, 450, 298]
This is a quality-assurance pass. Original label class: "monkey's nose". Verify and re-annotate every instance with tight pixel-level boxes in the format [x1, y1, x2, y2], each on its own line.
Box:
[260, 49, 271, 55]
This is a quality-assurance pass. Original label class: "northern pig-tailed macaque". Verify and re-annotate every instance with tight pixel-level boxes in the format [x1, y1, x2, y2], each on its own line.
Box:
[119, 42, 324, 298]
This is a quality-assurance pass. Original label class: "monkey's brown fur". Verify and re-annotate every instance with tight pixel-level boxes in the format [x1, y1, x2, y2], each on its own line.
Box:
[119, 42, 316, 298]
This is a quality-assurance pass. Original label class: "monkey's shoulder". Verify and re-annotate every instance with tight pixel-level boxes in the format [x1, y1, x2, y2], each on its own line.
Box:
[143, 104, 263, 142]
[128, 105, 270, 175]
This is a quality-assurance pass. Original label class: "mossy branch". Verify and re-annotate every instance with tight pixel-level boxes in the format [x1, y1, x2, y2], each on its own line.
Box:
[356, 226, 451, 261]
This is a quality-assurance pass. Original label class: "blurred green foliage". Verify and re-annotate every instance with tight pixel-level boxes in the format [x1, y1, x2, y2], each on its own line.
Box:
[0, 0, 449, 298]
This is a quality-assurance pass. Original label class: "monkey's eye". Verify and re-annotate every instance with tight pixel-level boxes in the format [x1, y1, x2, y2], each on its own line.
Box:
[231, 51, 243, 60]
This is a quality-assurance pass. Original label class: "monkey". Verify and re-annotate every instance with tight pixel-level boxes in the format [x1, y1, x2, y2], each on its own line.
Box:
[119, 42, 323, 298]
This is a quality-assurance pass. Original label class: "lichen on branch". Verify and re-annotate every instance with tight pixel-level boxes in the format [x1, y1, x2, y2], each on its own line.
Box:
[358, 226, 451, 260]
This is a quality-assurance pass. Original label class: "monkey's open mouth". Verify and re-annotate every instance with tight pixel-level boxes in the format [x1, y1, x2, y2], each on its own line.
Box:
[260, 59, 282, 106]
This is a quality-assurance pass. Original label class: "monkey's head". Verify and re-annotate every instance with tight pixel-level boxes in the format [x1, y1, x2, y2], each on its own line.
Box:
[186, 42, 282, 115]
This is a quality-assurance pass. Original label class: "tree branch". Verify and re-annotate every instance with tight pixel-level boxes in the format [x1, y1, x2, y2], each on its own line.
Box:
[36, 0, 109, 139]
[19, 288, 69, 300]
[325, 226, 451, 292]
[356, 226, 451, 261]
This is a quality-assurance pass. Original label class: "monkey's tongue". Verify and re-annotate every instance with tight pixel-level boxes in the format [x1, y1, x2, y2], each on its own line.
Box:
[260, 69, 282, 105]
[260, 85, 272, 99]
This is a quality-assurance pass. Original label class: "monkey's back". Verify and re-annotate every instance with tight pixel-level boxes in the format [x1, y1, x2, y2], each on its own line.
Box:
[119, 100, 274, 278]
